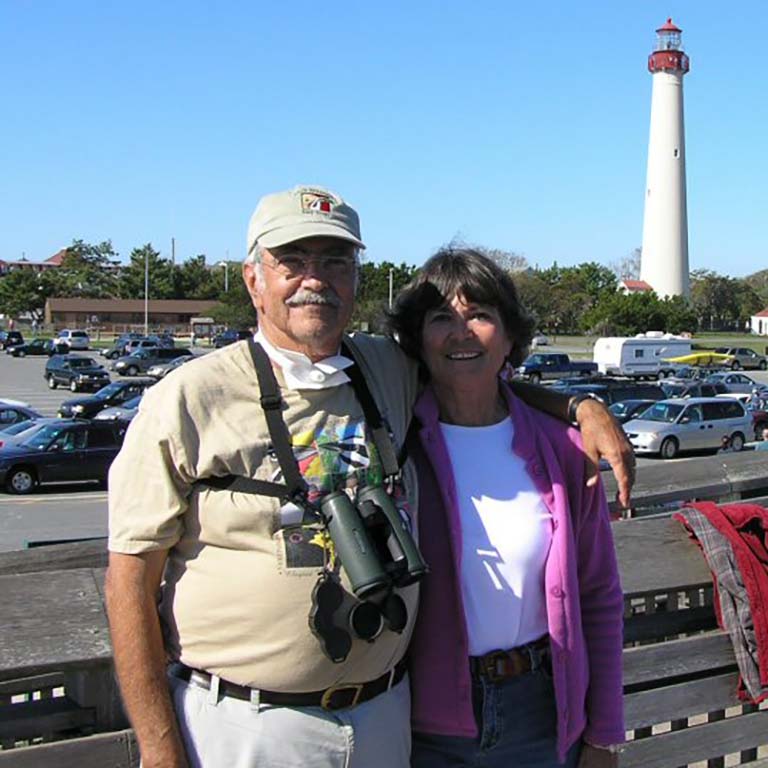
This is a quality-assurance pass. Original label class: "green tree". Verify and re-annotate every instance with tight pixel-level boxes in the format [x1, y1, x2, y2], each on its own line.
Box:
[209, 273, 256, 329]
[690, 270, 741, 331]
[583, 292, 667, 336]
[56, 239, 119, 297]
[352, 261, 418, 332]
[117, 244, 176, 300]
[514, 270, 552, 331]
[176, 255, 224, 299]
[0, 269, 56, 321]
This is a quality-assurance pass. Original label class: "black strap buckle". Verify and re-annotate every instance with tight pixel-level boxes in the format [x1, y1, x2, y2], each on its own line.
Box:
[260, 392, 282, 410]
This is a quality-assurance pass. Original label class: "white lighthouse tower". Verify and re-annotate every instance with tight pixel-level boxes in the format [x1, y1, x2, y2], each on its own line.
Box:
[640, 18, 691, 298]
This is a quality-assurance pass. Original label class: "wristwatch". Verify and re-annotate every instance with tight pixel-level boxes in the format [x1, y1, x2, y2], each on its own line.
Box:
[586, 742, 624, 754]
[567, 392, 601, 427]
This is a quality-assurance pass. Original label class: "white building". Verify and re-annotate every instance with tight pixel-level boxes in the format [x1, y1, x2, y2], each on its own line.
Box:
[750, 309, 768, 336]
[640, 19, 691, 298]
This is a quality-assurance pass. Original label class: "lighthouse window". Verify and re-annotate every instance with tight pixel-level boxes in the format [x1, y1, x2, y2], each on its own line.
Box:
[674, 148, 679, 157]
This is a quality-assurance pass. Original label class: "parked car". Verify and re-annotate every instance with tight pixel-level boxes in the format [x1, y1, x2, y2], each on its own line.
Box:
[713, 347, 768, 371]
[213, 329, 251, 348]
[624, 397, 752, 459]
[55, 329, 90, 350]
[0, 420, 126, 494]
[44, 355, 111, 392]
[661, 380, 729, 399]
[517, 353, 597, 384]
[608, 399, 658, 424]
[113, 347, 193, 376]
[0, 401, 44, 431]
[530, 333, 549, 348]
[6, 338, 52, 357]
[0, 330, 24, 350]
[101, 333, 146, 360]
[93, 395, 143, 424]
[0, 418, 59, 448]
[57, 378, 155, 419]
[146, 354, 193, 379]
[704, 372, 764, 395]
[553, 380, 666, 406]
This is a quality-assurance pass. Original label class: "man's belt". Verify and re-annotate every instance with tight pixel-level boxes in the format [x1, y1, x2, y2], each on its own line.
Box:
[172, 659, 407, 711]
[469, 635, 550, 683]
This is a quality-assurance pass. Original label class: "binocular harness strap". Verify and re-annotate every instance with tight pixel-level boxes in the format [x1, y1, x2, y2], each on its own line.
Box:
[194, 337, 402, 501]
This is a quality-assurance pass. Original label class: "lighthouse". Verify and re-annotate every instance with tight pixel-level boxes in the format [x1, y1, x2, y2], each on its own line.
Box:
[640, 18, 691, 298]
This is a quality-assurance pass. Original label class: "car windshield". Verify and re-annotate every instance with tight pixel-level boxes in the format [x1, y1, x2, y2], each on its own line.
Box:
[69, 358, 97, 369]
[3, 420, 42, 437]
[637, 402, 685, 423]
[21, 424, 70, 450]
[94, 381, 124, 398]
[609, 403, 630, 417]
[123, 396, 142, 409]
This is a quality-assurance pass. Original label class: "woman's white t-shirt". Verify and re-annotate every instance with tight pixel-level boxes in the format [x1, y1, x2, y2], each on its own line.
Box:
[439, 417, 553, 656]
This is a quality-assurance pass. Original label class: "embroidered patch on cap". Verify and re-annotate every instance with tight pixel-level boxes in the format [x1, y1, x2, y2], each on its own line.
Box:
[301, 191, 335, 215]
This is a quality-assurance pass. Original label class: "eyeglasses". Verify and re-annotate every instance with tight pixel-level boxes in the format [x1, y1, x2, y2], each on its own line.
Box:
[264, 248, 358, 278]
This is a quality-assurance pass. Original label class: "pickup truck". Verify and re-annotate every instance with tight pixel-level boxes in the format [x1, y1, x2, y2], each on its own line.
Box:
[517, 353, 597, 384]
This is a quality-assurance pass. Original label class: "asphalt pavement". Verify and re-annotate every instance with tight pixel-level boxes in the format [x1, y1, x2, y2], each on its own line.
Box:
[2, 349, 768, 553]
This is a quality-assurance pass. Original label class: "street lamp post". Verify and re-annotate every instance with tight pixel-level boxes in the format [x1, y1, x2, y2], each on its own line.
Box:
[144, 248, 149, 336]
[217, 260, 229, 293]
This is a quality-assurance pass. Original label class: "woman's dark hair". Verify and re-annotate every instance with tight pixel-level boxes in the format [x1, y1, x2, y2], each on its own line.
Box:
[387, 246, 534, 373]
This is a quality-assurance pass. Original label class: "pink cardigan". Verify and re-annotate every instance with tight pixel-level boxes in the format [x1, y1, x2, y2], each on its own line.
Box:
[408, 383, 625, 761]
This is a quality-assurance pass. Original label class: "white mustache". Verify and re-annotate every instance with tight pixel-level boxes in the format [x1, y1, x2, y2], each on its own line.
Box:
[285, 289, 341, 308]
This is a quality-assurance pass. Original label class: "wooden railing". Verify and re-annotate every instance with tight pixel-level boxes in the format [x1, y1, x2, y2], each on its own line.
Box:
[2, 451, 768, 766]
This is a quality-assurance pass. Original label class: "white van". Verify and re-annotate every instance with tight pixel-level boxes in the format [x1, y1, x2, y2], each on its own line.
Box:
[56, 329, 90, 351]
[593, 333, 692, 378]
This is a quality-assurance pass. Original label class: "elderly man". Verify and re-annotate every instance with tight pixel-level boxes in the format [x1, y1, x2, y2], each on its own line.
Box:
[105, 185, 633, 768]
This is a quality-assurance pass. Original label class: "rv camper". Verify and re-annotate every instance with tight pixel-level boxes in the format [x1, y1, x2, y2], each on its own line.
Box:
[593, 333, 692, 378]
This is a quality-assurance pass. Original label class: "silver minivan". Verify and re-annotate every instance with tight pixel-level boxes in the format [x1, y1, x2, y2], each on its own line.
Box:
[624, 397, 752, 459]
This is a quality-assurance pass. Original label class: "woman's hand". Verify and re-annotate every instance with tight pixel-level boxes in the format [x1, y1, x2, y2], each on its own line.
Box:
[576, 397, 635, 509]
[578, 743, 619, 768]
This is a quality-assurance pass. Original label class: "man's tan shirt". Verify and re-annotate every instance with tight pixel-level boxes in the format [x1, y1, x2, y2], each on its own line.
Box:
[108, 335, 419, 691]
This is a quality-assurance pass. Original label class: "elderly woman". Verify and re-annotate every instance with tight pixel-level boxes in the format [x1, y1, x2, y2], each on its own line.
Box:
[389, 247, 624, 768]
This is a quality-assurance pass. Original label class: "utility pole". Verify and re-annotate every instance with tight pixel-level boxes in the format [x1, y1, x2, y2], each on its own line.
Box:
[144, 248, 149, 336]
[388, 268, 394, 309]
[171, 237, 176, 265]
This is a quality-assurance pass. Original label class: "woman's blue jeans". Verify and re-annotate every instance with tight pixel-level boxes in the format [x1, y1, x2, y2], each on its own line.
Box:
[411, 665, 581, 768]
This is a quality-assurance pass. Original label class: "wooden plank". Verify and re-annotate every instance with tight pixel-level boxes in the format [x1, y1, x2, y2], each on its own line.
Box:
[620, 709, 768, 768]
[0, 569, 112, 681]
[0, 728, 138, 768]
[0, 673, 64, 697]
[623, 606, 718, 644]
[0, 697, 94, 740]
[624, 672, 741, 730]
[623, 632, 735, 688]
[0, 540, 107, 576]
[613, 516, 713, 596]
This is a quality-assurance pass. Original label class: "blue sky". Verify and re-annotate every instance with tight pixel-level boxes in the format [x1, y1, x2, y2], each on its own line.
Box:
[1, 1, 766, 277]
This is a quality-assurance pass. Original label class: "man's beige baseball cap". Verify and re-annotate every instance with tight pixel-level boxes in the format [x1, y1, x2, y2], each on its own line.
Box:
[247, 185, 365, 254]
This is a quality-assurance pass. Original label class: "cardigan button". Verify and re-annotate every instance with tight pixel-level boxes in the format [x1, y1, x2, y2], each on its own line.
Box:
[551, 586, 564, 598]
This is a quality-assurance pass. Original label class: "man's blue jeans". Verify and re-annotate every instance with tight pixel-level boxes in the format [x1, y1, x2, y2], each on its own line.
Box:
[411, 666, 581, 767]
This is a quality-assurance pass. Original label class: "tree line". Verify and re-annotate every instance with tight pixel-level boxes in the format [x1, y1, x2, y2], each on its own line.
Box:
[0, 239, 765, 335]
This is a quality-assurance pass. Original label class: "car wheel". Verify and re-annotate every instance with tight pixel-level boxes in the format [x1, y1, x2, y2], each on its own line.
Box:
[730, 432, 745, 452]
[7, 467, 36, 494]
[660, 437, 679, 460]
[126, 365, 139, 376]
[529, 373, 542, 385]
[48, 375, 58, 389]
[70, 380, 78, 392]
[731, 360, 741, 370]
[760, 360, 767, 371]
[755, 421, 768, 441]
[18, 350, 26, 358]
[657, 370, 666, 380]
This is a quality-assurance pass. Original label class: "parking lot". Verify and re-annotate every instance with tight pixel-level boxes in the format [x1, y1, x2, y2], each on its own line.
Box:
[2, 348, 768, 553]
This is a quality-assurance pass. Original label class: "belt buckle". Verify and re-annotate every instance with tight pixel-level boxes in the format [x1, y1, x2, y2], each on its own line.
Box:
[480, 650, 508, 683]
[320, 683, 364, 711]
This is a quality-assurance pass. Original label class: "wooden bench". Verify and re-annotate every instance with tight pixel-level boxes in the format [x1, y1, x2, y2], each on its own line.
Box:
[2, 453, 768, 766]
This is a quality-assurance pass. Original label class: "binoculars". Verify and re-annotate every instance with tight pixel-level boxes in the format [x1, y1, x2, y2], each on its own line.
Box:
[319, 485, 428, 599]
